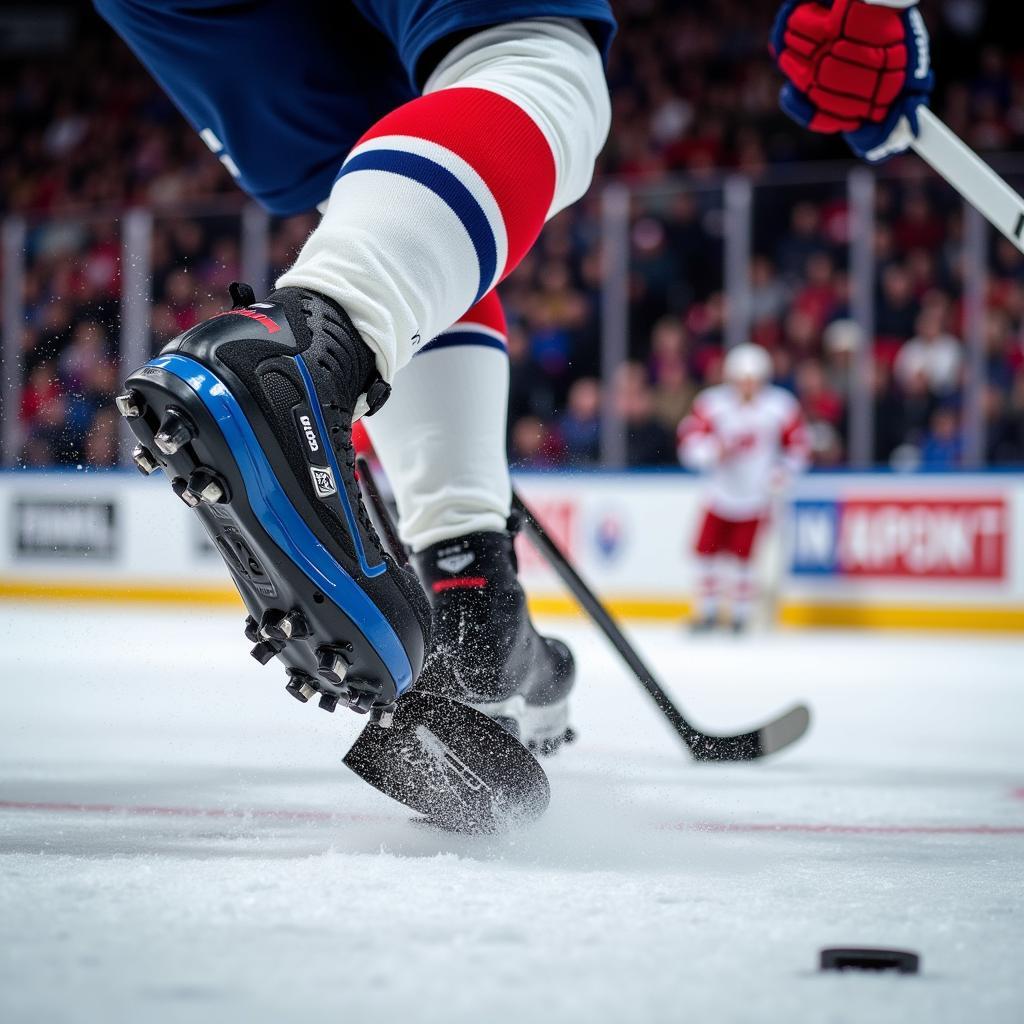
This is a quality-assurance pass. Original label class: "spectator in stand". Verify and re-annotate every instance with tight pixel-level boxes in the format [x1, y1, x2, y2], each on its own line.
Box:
[899, 366, 939, 450]
[792, 252, 840, 333]
[794, 359, 844, 466]
[920, 404, 964, 468]
[558, 377, 602, 465]
[876, 264, 920, 343]
[510, 415, 566, 470]
[613, 362, 675, 467]
[749, 255, 790, 334]
[83, 407, 121, 467]
[647, 315, 697, 430]
[651, 356, 696, 434]
[893, 191, 947, 254]
[984, 382, 1024, 464]
[775, 202, 827, 283]
[895, 307, 964, 397]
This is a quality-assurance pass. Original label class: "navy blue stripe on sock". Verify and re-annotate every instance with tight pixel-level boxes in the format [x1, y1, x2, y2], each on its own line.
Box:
[417, 330, 507, 357]
[337, 149, 496, 305]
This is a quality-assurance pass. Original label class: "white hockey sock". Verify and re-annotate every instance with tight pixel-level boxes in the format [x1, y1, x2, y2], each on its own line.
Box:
[276, 17, 610, 381]
[365, 292, 511, 552]
[695, 555, 720, 621]
[731, 560, 757, 625]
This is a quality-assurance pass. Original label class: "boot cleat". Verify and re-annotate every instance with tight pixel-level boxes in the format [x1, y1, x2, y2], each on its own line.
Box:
[153, 408, 195, 455]
[132, 444, 159, 475]
[316, 645, 351, 685]
[171, 477, 201, 509]
[259, 608, 311, 643]
[186, 467, 227, 504]
[344, 685, 379, 714]
[285, 669, 319, 704]
[243, 615, 260, 643]
[318, 692, 339, 713]
[250, 639, 284, 665]
[115, 391, 143, 418]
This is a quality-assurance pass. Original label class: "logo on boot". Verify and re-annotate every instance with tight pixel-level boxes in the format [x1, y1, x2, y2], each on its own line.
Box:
[298, 414, 320, 453]
[436, 547, 475, 574]
[309, 465, 337, 498]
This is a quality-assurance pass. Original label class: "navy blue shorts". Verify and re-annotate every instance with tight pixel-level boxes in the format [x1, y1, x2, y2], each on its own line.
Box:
[94, 0, 616, 215]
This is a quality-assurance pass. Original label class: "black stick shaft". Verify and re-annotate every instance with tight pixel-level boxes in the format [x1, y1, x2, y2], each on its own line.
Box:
[512, 491, 703, 752]
[355, 456, 408, 568]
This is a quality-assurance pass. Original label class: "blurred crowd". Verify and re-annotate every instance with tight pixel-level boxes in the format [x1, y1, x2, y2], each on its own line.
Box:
[3, 0, 1024, 469]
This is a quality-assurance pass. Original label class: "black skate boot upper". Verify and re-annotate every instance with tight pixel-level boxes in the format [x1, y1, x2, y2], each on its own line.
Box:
[412, 529, 573, 708]
[120, 285, 430, 713]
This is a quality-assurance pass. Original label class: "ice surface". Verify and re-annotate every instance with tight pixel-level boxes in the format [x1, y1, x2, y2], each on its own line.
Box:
[1, 605, 1022, 1024]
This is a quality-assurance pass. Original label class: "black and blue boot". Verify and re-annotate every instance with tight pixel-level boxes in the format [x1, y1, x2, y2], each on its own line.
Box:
[117, 284, 431, 715]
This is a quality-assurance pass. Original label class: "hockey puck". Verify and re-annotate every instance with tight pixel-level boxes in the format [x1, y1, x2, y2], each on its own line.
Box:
[819, 948, 920, 974]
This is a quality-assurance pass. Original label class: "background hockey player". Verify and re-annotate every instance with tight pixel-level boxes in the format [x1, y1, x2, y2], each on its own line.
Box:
[678, 344, 809, 634]
[103, 0, 615, 750]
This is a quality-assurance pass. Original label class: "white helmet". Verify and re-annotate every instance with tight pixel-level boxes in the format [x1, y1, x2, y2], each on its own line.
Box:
[724, 343, 772, 382]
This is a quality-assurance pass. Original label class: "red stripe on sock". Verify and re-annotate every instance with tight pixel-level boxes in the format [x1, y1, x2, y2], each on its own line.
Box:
[454, 290, 507, 336]
[432, 577, 488, 593]
[357, 87, 556, 278]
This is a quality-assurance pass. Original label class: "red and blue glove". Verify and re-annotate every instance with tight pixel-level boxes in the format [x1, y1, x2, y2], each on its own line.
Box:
[771, 0, 933, 163]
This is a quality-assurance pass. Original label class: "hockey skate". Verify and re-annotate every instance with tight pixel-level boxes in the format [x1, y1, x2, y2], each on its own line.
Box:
[412, 527, 577, 757]
[117, 284, 431, 714]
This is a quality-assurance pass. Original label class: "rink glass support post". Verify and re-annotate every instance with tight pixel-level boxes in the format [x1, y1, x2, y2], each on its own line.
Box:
[848, 168, 876, 469]
[1, 215, 26, 467]
[723, 175, 753, 351]
[119, 209, 154, 467]
[599, 181, 630, 469]
[962, 203, 988, 469]
[241, 202, 271, 299]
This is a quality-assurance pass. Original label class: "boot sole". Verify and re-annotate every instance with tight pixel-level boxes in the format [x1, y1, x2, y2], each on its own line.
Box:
[119, 354, 413, 714]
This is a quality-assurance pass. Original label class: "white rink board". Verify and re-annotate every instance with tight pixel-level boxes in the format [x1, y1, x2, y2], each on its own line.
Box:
[0, 469, 1022, 627]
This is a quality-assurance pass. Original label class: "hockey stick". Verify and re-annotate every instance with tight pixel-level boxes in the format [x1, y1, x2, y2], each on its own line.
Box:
[355, 455, 407, 567]
[913, 108, 1024, 254]
[512, 491, 810, 761]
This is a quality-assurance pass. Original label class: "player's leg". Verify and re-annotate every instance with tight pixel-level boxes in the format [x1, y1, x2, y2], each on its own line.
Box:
[275, 14, 613, 378]
[275, 8, 611, 747]
[724, 519, 762, 634]
[100, 0, 433, 713]
[103, 0, 613, 713]
[365, 291, 573, 751]
[692, 510, 726, 632]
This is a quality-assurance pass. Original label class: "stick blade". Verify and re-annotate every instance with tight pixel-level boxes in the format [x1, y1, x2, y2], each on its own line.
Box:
[343, 691, 550, 833]
[758, 703, 811, 757]
[689, 703, 811, 762]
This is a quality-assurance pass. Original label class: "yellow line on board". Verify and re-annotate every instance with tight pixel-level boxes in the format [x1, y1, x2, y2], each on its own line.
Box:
[0, 578, 244, 608]
[0, 577, 1022, 633]
[777, 601, 1024, 633]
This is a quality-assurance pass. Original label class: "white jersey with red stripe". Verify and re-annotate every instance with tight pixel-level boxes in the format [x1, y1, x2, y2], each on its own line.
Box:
[678, 383, 809, 520]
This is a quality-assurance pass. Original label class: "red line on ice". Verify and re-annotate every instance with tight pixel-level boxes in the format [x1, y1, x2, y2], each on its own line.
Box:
[1, 801, 1021, 835]
[0, 799, 392, 825]
[668, 822, 1024, 836]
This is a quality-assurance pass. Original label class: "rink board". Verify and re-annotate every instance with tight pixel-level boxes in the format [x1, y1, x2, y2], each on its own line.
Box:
[0, 469, 1021, 632]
